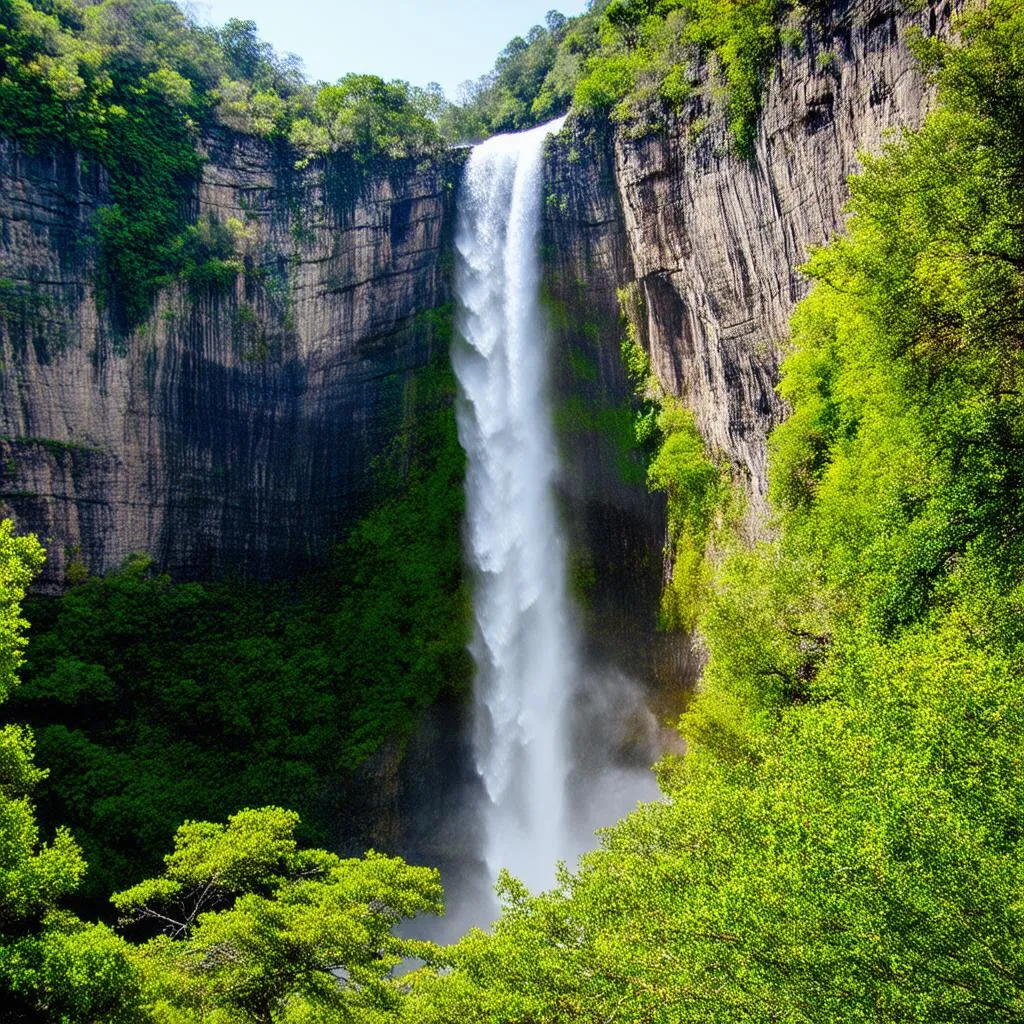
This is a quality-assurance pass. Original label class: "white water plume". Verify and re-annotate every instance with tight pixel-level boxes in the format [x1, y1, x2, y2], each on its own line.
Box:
[451, 117, 663, 909]
[452, 117, 573, 893]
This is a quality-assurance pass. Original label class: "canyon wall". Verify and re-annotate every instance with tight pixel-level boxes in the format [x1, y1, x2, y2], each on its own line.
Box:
[595, 0, 956, 518]
[0, 0, 954, 599]
[0, 130, 463, 589]
[535, 0, 953, 692]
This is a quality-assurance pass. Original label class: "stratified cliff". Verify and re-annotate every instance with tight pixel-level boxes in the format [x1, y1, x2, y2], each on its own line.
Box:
[0, 130, 463, 589]
[619, 0, 953, 514]
[0, 0, 953, 595]
[534, 0, 954, 698]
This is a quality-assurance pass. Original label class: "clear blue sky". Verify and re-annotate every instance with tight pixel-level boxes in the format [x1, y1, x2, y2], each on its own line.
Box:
[189, 0, 590, 100]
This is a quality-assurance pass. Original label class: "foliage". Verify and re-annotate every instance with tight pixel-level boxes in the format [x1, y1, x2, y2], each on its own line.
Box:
[447, 9, 589, 138]
[0, 519, 148, 1022]
[570, 0, 788, 150]
[8, 350, 469, 909]
[0, 0, 214, 328]
[0, 509, 449, 1022]
[453, 0, 791, 151]
[112, 807, 442, 1024]
[390, 5, 1024, 1020]
[646, 397, 725, 629]
[289, 73, 442, 165]
[167, 214, 248, 290]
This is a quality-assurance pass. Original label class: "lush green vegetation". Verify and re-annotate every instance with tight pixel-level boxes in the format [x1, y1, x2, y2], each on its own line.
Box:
[2, 2, 1023, 1021]
[111, 807, 443, 1024]
[0, 520, 132, 1023]
[570, 0, 789, 149]
[0, 505, 446, 1023]
[6, 354, 469, 909]
[453, 0, 795, 151]
[620, 296, 729, 630]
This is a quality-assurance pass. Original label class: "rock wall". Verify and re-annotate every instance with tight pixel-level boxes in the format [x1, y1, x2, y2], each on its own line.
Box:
[0, 0, 956, 599]
[0, 130, 464, 589]
[581, 0, 955, 520]
[533, 0, 956, 692]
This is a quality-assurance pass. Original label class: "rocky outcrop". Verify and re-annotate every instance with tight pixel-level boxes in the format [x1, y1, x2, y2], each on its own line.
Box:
[0, 131, 464, 589]
[555, 0, 955, 522]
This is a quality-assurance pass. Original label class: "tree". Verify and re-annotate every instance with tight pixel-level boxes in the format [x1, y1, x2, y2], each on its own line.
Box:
[113, 807, 444, 1023]
[545, 10, 568, 35]
[0, 519, 145, 1022]
[288, 73, 441, 162]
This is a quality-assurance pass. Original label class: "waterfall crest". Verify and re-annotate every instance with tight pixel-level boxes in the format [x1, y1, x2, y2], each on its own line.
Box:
[452, 117, 572, 893]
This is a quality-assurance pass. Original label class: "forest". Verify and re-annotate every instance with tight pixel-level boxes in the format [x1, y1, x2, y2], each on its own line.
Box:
[0, 0, 1022, 1020]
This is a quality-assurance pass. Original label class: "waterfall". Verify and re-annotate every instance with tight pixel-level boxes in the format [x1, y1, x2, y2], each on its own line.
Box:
[452, 117, 573, 893]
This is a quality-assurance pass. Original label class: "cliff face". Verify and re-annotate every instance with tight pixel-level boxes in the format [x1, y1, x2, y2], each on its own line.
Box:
[0, 131, 463, 589]
[533, 0, 953, 692]
[566, 0, 954, 521]
[542, 127, 695, 689]
[0, 0, 952, 593]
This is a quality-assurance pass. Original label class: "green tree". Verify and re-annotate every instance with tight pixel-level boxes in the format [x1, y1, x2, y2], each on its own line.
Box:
[114, 807, 443, 1024]
[0, 519, 145, 1022]
[289, 73, 441, 163]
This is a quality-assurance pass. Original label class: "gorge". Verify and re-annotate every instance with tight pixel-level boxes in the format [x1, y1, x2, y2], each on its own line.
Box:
[0, 0, 953, 902]
[3, 0, 1022, 1019]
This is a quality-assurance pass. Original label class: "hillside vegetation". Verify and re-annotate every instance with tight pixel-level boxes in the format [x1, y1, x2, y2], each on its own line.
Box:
[0, 0, 447, 327]
[391, 3, 1024, 1020]
[452, 0, 792, 152]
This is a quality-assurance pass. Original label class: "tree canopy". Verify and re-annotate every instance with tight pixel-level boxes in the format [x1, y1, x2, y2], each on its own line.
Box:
[113, 807, 443, 1024]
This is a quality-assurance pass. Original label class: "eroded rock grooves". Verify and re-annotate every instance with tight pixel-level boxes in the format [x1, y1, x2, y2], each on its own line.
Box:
[0, 134, 464, 589]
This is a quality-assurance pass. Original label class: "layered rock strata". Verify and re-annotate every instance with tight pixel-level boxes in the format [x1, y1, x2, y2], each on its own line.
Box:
[0, 131, 463, 589]
[587, 0, 954, 518]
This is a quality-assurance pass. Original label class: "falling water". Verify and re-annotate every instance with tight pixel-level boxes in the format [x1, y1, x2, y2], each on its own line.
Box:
[452, 117, 573, 893]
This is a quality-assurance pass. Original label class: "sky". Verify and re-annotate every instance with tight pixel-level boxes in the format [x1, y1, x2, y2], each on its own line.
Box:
[189, 0, 590, 100]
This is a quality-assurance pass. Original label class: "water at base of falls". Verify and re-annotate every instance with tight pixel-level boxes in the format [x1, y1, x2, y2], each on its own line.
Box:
[453, 117, 574, 894]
